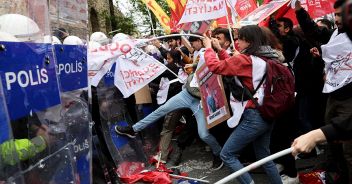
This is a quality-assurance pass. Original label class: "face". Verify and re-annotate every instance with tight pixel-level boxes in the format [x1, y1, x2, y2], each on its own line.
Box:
[167, 39, 178, 49]
[191, 22, 201, 33]
[237, 38, 250, 52]
[191, 40, 203, 51]
[334, 7, 343, 30]
[214, 33, 230, 49]
[277, 21, 288, 36]
[166, 53, 173, 64]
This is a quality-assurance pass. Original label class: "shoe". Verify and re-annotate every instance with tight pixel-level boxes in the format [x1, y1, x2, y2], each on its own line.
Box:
[168, 146, 183, 166]
[281, 174, 299, 184]
[152, 153, 166, 164]
[211, 155, 224, 170]
[115, 125, 136, 138]
[276, 163, 284, 173]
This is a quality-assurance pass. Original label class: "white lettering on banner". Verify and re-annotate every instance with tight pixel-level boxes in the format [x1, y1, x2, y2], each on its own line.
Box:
[57, 61, 83, 75]
[88, 40, 134, 72]
[178, 0, 227, 24]
[5, 65, 48, 90]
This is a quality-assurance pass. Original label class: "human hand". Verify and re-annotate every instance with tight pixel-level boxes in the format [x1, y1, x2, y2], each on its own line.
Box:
[211, 38, 222, 51]
[295, 0, 302, 11]
[184, 64, 193, 74]
[291, 129, 326, 156]
[35, 124, 51, 145]
[310, 47, 320, 57]
[202, 34, 212, 49]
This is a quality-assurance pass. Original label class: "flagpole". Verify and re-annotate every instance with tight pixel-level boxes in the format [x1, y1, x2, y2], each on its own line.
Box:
[224, 0, 236, 48]
[145, 4, 156, 36]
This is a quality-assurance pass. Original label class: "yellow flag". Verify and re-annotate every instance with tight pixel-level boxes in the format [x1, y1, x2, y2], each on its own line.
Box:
[141, 0, 171, 33]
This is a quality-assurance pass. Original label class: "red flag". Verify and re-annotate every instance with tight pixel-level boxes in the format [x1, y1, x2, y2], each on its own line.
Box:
[168, 0, 186, 31]
[216, 4, 234, 28]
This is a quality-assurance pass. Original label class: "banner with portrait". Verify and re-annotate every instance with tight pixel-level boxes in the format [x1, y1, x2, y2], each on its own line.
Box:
[196, 63, 230, 129]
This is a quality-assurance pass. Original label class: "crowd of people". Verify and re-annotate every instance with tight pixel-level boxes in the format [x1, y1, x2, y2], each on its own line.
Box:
[0, 0, 351, 183]
[114, 0, 352, 183]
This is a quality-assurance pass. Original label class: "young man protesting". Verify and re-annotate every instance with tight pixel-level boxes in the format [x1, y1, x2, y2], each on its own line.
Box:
[115, 36, 224, 170]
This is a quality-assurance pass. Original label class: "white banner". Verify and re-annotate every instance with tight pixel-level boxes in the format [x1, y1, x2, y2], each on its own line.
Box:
[114, 48, 167, 98]
[178, 0, 227, 24]
[322, 30, 352, 93]
[88, 40, 135, 71]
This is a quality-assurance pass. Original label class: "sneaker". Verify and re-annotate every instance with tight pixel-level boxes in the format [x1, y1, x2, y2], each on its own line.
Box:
[115, 125, 136, 138]
[211, 155, 224, 170]
[276, 163, 284, 173]
[281, 174, 299, 184]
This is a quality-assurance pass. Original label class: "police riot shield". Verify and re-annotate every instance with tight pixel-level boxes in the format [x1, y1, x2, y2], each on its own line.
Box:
[0, 76, 24, 183]
[94, 69, 149, 177]
[10, 144, 77, 184]
[0, 0, 78, 182]
[48, 1, 92, 183]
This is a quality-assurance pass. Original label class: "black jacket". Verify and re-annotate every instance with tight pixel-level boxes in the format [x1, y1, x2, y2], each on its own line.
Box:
[321, 112, 352, 141]
[295, 8, 334, 46]
[269, 18, 300, 67]
[293, 33, 325, 94]
[150, 63, 182, 101]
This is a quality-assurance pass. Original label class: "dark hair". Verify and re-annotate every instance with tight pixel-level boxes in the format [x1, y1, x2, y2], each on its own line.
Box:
[238, 25, 268, 56]
[261, 27, 283, 51]
[165, 32, 181, 42]
[317, 18, 333, 29]
[53, 28, 68, 41]
[334, 0, 346, 9]
[189, 33, 203, 42]
[277, 17, 294, 31]
[212, 28, 231, 42]
[167, 49, 182, 64]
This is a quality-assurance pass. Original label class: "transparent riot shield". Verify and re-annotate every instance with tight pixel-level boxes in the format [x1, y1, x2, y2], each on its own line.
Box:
[49, 1, 92, 183]
[0, 76, 24, 183]
[94, 71, 149, 178]
[10, 144, 76, 184]
[0, 0, 77, 182]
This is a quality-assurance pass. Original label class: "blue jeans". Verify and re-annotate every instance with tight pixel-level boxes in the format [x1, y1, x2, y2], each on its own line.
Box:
[220, 109, 282, 184]
[132, 89, 222, 156]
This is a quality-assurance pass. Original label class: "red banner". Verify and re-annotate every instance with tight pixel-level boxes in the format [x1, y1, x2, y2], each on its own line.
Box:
[235, 0, 258, 18]
[281, 0, 335, 25]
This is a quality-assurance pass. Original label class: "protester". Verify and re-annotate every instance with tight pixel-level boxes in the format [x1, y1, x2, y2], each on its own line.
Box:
[151, 50, 184, 164]
[294, 0, 352, 182]
[115, 35, 224, 170]
[204, 25, 282, 184]
[261, 27, 285, 63]
[152, 32, 189, 61]
[269, 17, 300, 69]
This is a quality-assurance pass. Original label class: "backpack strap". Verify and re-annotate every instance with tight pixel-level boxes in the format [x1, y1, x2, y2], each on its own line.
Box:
[239, 72, 266, 108]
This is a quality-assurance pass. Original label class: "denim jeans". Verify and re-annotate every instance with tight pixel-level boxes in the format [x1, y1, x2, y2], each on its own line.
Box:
[220, 109, 282, 184]
[132, 89, 222, 156]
